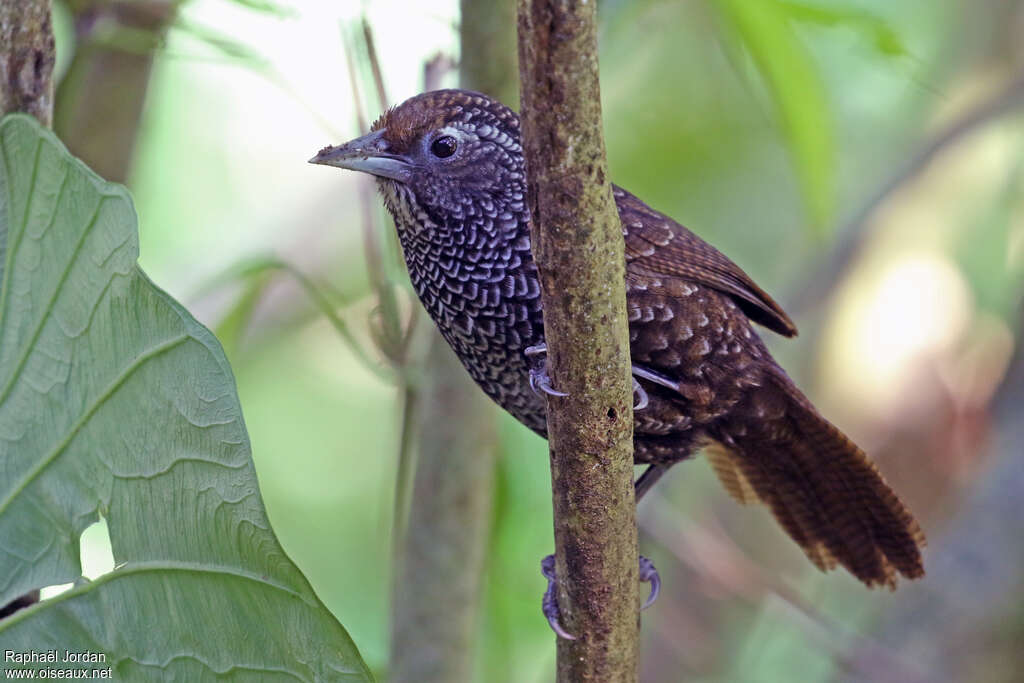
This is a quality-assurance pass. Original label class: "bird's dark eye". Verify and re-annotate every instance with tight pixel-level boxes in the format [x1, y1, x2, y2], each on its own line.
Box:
[430, 135, 458, 158]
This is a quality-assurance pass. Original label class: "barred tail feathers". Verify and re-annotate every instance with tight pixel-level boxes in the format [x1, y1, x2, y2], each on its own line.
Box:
[707, 369, 925, 588]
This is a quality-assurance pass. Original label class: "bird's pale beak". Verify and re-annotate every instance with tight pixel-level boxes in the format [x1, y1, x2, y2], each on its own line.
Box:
[308, 129, 413, 182]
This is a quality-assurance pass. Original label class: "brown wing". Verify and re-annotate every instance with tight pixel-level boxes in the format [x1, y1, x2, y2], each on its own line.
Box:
[614, 185, 797, 337]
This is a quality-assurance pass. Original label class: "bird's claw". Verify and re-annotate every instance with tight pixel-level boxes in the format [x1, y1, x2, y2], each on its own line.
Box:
[525, 345, 651, 408]
[633, 377, 649, 411]
[530, 369, 569, 398]
[639, 555, 660, 610]
[525, 344, 569, 398]
[540, 553, 661, 639]
[631, 363, 688, 412]
[541, 555, 577, 640]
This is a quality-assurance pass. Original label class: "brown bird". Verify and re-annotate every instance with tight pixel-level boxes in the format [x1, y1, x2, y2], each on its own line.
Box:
[310, 89, 925, 627]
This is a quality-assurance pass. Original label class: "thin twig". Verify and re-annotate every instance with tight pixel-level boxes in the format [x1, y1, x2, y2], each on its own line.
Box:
[193, 256, 393, 382]
[640, 498, 931, 683]
[361, 17, 389, 112]
[340, 24, 368, 133]
[390, 384, 419, 559]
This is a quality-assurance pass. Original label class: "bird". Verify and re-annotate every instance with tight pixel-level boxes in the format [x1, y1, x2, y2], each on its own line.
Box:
[310, 88, 926, 630]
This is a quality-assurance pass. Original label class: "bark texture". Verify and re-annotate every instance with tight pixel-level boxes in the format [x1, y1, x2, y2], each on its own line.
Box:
[517, 1, 640, 680]
[0, 0, 55, 127]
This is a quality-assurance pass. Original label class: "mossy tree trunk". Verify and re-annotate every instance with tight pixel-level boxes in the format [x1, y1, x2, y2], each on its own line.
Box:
[517, 1, 641, 680]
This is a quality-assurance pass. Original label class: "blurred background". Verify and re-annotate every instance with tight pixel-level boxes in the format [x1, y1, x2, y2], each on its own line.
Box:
[54, 0, 1024, 680]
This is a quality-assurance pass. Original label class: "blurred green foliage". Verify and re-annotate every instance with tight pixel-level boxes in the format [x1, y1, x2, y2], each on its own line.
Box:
[714, 0, 838, 232]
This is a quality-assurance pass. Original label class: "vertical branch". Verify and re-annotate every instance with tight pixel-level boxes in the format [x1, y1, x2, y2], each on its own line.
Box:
[461, 0, 519, 107]
[388, 338, 496, 683]
[389, 3, 514, 679]
[517, 1, 640, 681]
[361, 18, 389, 113]
[0, 0, 55, 127]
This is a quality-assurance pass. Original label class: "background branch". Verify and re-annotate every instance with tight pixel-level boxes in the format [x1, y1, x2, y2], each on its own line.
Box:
[388, 2, 513, 680]
[517, 1, 640, 679]
[54, 0, 177, 183]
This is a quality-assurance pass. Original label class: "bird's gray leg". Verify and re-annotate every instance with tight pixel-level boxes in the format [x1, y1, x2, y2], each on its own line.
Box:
[634, 465, 664, 608]
[632, 364, 682, 393]
[540, 466, 666, 639]
[525, 344, 568, 398]
[632, 364, 685, 411]
[634, 463, 670, 502]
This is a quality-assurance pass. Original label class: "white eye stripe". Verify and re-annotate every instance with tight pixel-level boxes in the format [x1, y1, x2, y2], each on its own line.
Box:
[437, 125, 471, 141]
[431, 123, 520, 156]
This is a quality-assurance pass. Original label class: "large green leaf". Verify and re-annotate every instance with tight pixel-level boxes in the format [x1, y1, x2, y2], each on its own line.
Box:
[0, 114, 371, 682]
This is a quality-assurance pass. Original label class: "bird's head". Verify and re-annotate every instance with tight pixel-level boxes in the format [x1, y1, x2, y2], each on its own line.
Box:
[310, 89, 525, 231]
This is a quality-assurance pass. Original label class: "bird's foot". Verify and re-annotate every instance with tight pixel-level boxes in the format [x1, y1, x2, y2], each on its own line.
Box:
[540, 553, 661, 640]
[525, 345, 652, 409]
[632, 364, 684, 411]
[639, 555, 660, 608]
[540, 555, 576, 640]
[632, 376, 649, 411]
[525, 344, 568, 398]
